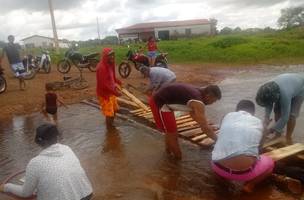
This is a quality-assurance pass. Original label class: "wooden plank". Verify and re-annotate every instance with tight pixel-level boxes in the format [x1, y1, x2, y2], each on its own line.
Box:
[191, 134, 208, 142]
[137, 112, 153, 117]
[176, 117, 193, 125]
[143, 115, 154, 120]
[178, 128, 203, 138]
[178, 124, 200, 132]
[117, 97, 139, 107]
[176, 115, 191, 121]
[130, 109, 145, 114]
[199, 138, 215, 146]
[263, 143, 304, 161]
[263, 136, 285, 149]
[177, 121, 198, 129]
[121, 88, 150, 111]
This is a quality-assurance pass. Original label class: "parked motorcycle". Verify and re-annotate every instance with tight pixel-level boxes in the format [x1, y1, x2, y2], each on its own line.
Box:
[57, 48, 99, 74]
[0, 67, 7, 94]
[22, 55, 37, 80]
[118, 47, 168, 78]
[34, 50, 51, 73]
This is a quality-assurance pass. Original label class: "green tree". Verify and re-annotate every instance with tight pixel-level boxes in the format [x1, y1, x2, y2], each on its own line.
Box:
[278, 7, 304, 28]
[220, 27, 233, 35]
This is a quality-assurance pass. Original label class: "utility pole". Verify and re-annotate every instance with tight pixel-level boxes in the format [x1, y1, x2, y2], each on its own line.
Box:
[96, 17, 101, 43]
[48, 0, 59, 52]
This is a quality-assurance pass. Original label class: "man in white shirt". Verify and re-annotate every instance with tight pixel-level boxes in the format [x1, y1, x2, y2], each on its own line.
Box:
[0, 124, 93, 200]
[211, 100, 274, 192]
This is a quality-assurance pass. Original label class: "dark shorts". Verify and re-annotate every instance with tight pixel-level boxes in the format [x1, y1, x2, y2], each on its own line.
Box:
[46, 107, 57, 115]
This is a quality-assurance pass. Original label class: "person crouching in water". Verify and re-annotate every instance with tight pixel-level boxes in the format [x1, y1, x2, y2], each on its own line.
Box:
[0, 124, 93, 200]
[96, 48, 122, 129]
[41, 83, 67, 124]
[211, 100, 274, 192]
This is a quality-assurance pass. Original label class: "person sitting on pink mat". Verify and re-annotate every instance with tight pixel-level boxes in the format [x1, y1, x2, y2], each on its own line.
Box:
[211, 100, 274, 192]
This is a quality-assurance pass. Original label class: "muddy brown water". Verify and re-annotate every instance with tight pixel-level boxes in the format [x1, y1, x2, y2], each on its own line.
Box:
[0, 65, 304, 200]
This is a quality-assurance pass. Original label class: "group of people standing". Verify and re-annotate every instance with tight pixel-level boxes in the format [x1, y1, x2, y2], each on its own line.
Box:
[96, 44, 304, 193]
[1, 36, 304, 198]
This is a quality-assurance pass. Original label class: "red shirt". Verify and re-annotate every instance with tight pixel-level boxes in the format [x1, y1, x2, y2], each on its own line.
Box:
[96, 48, 121, 98]
[147, 41, 157, 51]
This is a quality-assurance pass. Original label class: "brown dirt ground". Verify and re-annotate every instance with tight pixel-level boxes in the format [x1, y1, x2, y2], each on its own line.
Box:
[0, 62, 239, 120]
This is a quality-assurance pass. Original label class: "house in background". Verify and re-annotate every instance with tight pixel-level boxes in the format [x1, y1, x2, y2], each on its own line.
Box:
[21, 35, 70, 48]
[116, 19, 217, 43]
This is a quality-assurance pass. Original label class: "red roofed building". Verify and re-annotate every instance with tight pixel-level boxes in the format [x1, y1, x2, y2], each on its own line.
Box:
[116, 19, 217, 42]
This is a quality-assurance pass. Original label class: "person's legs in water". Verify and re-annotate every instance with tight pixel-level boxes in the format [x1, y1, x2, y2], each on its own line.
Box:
[286, 96, 304, 143]
[52, 113, 58, 124]
[160, 111, 181, 160]
[166, 133, 181, 160]
[106, 116, 115, 129]
[42, 109, 51, 122]
[99, 95, 118, 130]
[286, 116, 296, 144]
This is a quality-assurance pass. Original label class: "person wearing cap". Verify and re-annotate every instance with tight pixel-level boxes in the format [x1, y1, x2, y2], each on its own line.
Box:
[0, 35, 26, 90]
[256, 73, 304, 143]
[96, 48, 122, 129]
[211, 100, 274, 193]
[139, 65, 176, 94]
[0, 124, 93, 200]
[149, 83, 221, 159]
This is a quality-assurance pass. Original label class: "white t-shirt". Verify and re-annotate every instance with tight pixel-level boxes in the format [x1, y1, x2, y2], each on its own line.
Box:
[212, 111, 263, 161]
[4, 143, 92, 200]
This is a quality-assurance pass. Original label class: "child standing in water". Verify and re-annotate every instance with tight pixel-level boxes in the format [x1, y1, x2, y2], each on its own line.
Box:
[41, 83, 67, 124]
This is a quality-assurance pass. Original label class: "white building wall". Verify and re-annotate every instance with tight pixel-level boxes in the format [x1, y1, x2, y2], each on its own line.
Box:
[155, 24, 211, 38]
[58, 42, 70, 48]
[119, 33, 139, 42]
[23, 36, 54, 48]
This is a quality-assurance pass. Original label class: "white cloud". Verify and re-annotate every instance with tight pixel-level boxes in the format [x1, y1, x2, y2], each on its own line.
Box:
[0, 0, 302, 41]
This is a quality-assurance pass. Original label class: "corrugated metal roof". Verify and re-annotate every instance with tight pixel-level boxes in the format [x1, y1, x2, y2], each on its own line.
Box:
[116, 19, 211, 33]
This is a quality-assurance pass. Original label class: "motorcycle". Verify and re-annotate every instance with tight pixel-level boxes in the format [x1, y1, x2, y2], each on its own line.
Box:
[118, 47, 168, 78]
[34, 50, 51, 73]
[21, 55, 37, 80]
[0, 67, 7, 94]
[57, 48, 99, 74]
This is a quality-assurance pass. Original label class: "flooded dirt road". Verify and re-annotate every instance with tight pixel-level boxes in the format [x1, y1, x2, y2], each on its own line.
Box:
[0, 65, 303, 200]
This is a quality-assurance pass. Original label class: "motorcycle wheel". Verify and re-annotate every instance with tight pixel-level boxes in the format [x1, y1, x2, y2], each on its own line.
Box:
[88, 59, 99, 72]
[0, 75, 7, 94]
[118, 62, 131, 78]
[23, 66, 36, 80]
[71, 80, 89, 90]
[44, 61, 51, 73]
[57, 60, 71, 74]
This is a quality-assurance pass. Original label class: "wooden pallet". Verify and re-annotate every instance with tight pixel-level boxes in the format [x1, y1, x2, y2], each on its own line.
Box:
[263, 143, 304, 161]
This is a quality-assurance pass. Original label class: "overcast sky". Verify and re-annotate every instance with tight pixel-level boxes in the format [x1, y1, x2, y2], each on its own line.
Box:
[0, 0, 302, 42]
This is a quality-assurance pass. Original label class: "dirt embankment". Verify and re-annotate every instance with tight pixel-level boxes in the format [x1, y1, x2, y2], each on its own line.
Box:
[0, 63, 235, 120]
